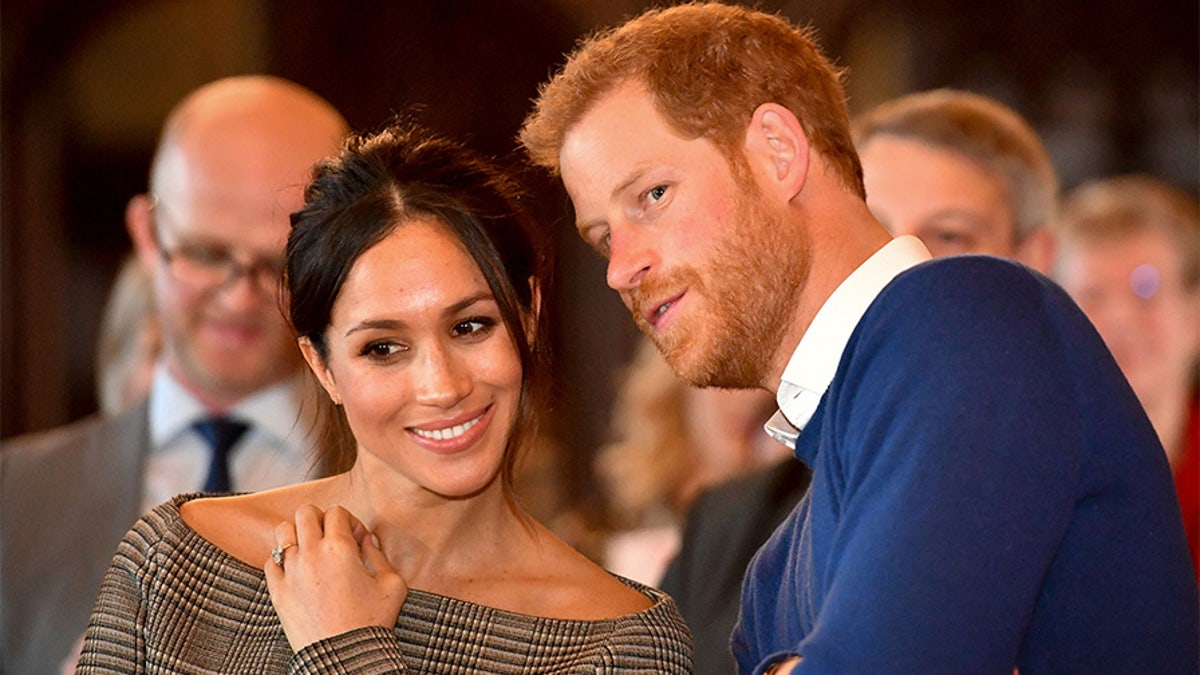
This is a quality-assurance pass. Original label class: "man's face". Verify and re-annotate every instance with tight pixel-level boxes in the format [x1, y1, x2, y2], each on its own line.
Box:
[1056, 229, 1200, 409]
[859, 135, 1018, 259]
[559, 83, 808, 388]
[148, 150, 304, 404]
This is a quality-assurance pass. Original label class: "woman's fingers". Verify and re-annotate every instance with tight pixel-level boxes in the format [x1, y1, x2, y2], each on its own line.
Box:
[263, 548, 286, 588]
[349, 512, 371, 547]
[293, 504, 326, 546]
[322, 505, 359, 545]
[360, 531, 391, 576]
[266, 519, 300, 573]
[273, 519, 298, 548]
[265, 503, 407, 652]
[271, 504, 378, 573]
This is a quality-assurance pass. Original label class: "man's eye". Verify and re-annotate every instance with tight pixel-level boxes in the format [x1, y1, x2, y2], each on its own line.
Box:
[180, 244, 229, 267]
[582, 228, 610, 257]
[927, 229, 973, 248]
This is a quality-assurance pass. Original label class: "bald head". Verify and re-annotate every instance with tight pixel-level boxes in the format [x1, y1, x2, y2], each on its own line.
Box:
[127, 76, 348, 408]
[150, 75, 348, 211]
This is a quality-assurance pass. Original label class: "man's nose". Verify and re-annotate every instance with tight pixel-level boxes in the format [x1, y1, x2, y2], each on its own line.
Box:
[605, 224, 657, 292]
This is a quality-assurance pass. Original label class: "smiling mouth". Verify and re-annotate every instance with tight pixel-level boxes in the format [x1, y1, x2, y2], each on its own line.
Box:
[645, 291, 684, 329]
[411, 412, 485, 441]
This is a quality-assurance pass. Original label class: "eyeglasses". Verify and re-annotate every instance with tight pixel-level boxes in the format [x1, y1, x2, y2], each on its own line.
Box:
[157, 240, 284, 295]
[149, 196, 284, 295]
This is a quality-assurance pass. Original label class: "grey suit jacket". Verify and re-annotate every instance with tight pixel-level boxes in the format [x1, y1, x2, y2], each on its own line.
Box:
[659, 458, 811, 675]
[1, 402, 149, 675]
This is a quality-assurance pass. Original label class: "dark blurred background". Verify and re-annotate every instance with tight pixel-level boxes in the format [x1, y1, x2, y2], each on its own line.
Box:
[3, 0, 1197, 508]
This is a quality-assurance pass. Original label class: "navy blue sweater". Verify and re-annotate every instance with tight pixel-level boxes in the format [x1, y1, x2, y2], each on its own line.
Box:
[733, 256, 1199, 674]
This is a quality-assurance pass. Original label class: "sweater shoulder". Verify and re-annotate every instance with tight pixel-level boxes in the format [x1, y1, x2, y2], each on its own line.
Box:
[886, 255, 1058, 308]
[115, 495, 201, 567]
[860, 255, 1085, 350]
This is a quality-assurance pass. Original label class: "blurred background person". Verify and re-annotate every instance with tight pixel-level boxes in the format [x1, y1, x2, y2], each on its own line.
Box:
[658, 445, 811, 675]
[1, 75, 348, 675]
[662, 87, 1064, 674]
[853, 87, 1058, 273]
[586, 338, 787, 587]
[95, 254, 160, 416]
[1053, 174, 1200, 577]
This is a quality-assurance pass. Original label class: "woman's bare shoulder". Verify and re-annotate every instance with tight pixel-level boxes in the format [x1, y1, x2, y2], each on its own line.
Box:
[513, 524, 656, 620]
[558, 551, 656, 617]
[178, 483, 318, 567]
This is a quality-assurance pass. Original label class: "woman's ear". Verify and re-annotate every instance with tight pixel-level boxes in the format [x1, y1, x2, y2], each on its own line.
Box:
[743, 103, 810, 203]
[298, 336, 341, 406]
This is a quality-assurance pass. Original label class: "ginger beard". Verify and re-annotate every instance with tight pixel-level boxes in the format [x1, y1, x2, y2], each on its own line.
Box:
[628, 177, 810, 390]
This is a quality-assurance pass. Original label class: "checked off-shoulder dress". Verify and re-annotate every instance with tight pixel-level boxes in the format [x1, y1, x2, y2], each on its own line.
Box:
[76, 495, 694, 673]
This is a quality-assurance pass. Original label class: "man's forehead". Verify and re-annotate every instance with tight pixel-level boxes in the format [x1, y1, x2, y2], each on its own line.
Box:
[559, 88, 679, 182]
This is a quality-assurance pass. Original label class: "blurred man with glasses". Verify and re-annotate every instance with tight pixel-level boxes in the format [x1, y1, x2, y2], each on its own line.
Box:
[1, 75, 348, 675]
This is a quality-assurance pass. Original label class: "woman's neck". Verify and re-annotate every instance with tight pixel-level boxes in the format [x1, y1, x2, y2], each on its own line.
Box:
[321, 465, 529, 589]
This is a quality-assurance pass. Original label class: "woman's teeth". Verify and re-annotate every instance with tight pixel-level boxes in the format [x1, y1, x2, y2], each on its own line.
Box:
[412, 414, 482, 441]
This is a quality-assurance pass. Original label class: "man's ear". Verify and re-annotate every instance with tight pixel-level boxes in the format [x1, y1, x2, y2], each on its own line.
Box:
[743, 103, 810, 203]
[126, 194, 161, 274]
[298, 336, 342, 406]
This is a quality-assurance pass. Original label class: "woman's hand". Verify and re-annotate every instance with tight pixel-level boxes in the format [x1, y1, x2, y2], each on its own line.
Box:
[264, 504, 407, 652]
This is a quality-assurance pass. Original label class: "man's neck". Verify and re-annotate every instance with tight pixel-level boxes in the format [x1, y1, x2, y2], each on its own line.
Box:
[765, 206, 893, 390]
[167, 363, 288, 414]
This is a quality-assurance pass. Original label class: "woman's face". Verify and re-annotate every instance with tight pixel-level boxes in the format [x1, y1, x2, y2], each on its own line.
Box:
[302, 218, 524, 499]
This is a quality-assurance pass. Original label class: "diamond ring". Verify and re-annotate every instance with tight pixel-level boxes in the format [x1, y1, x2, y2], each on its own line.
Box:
[271, 543, 296, 567]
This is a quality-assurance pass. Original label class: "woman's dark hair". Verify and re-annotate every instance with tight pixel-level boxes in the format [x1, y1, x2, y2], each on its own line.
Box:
[286, 118, 551, 496]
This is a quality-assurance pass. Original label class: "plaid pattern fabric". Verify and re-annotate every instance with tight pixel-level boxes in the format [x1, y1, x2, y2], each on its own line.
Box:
[77, 495, 694, 673]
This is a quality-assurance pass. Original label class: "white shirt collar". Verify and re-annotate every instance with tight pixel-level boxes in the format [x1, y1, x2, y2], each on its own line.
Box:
[147, 363, 308, 449]
[765, 236, 931, 447]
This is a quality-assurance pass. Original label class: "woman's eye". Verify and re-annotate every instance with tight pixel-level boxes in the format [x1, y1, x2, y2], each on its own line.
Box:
[451, 317, 496, 339]
[361, 342, 404, 360]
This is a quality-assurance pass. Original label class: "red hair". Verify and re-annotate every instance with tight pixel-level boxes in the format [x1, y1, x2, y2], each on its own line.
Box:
[520, 2, 864, 198]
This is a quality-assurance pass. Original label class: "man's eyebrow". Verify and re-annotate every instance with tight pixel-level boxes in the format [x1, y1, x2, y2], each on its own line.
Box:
[611, 165, 651, 203]
[575, 165, 655, 233]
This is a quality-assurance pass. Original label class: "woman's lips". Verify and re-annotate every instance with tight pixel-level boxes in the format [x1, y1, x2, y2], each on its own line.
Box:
[407, 406, 493, 454]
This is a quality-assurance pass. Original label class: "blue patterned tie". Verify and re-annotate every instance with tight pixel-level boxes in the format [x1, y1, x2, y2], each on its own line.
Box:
[193, 417, 250, 493]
